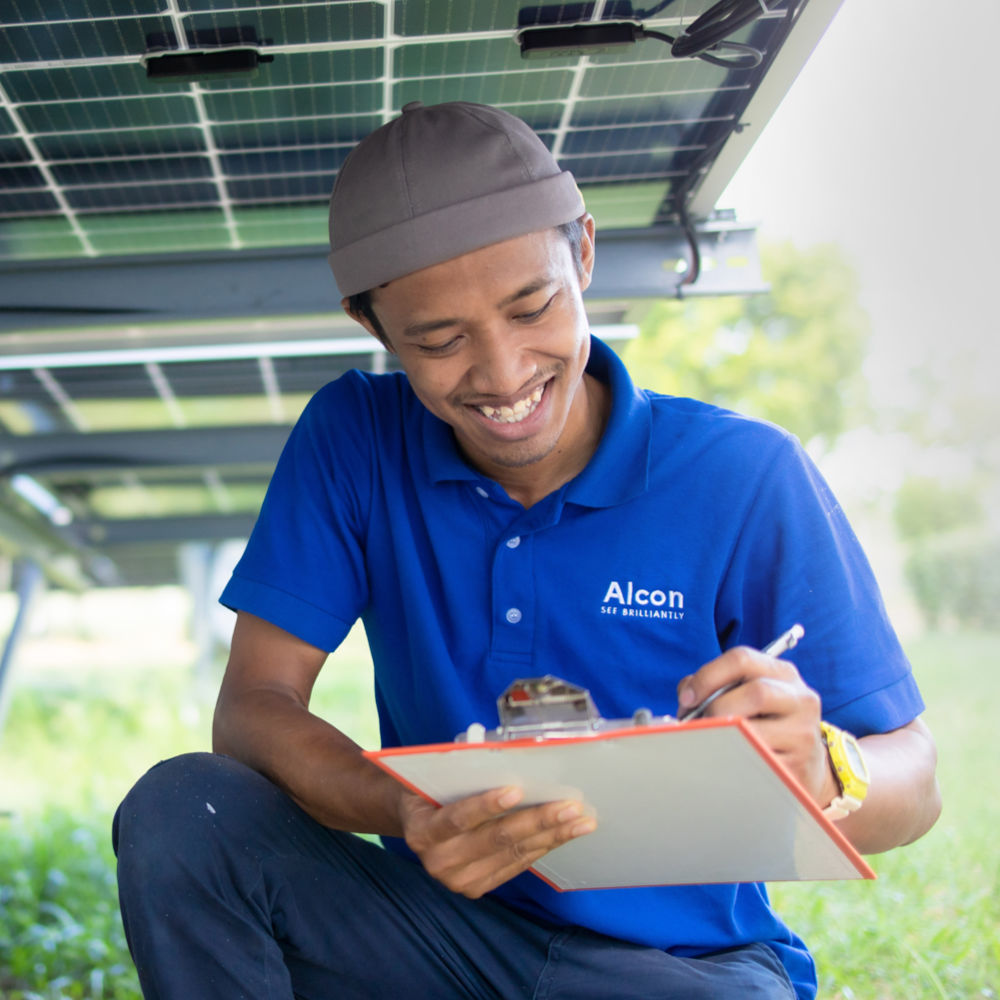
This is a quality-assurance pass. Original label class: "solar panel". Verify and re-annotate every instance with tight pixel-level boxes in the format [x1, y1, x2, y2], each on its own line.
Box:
[1, 0, 796, 262]
[0, 0, 830, 588]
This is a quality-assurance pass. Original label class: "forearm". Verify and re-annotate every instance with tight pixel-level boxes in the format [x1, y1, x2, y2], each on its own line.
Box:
[833, 717, 941, 855]
[213, 684, 408, 836]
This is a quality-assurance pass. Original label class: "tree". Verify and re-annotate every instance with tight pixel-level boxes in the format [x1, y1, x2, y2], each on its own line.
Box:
[890, 350, 1000, 629]
[621, 241, 871, 452]
[894, 476, 984, 543]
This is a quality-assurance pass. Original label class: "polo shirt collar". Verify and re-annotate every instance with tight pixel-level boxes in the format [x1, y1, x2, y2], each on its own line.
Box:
[422, 408, 481, 484]
[421, 335, 651, 507]
[566, 336, 651, 508]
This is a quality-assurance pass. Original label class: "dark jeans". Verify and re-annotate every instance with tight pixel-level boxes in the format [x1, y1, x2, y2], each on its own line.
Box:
[113, 752, 796, 1000]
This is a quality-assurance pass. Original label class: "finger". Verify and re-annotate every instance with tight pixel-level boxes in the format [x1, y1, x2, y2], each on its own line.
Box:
[705, 672, 812, 722]
[489, 798, 597, 848]
[421, 794, 592, 856]
[460, 824, 596, 897]
[747, 711, 830, 801]
[416, 785, 525, 843]
[678, 646, 783, 713]
[413, 798, 596, 895]
[432, 803, 597, 897]
[740, 679, 822, 736]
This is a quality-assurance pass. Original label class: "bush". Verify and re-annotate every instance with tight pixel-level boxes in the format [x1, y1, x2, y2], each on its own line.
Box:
[893, 476, 984, 542]
[904, 530, 1000, 629]
[0, 811, 140, 999]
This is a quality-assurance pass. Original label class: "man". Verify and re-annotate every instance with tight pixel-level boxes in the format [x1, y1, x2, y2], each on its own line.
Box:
[114, 102, 940, 999]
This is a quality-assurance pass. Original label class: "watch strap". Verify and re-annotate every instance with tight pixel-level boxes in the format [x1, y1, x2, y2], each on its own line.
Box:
[819, 720, 869, 819]
[822, 791, 865, 820]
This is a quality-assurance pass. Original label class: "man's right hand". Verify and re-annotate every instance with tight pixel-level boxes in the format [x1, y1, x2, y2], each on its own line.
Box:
[399, 787, 597, 898]
[217, 612, 598, 894]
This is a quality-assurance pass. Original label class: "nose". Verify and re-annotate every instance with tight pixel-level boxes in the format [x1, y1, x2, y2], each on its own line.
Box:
[466, 326, 536, 399]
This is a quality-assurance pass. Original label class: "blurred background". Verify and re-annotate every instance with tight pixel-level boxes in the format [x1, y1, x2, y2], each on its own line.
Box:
[1, 0, 997, 997]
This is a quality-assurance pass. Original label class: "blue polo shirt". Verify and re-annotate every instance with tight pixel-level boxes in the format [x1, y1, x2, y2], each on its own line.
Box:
[222, 336, 924, 999]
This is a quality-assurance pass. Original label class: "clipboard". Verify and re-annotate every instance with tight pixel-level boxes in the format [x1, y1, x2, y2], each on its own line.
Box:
[366, 715, 875, 891]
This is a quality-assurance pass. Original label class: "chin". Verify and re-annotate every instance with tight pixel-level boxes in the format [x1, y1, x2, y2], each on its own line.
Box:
[487, 439, 558, 470]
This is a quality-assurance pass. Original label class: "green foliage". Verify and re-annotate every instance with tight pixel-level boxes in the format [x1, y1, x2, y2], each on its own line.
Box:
[904, 530, 1000, 629]
[0, 629, 376, 998]
[0, 813, 140, 999]
[893, 477, 996, 629]
[0, 674, 213, 819]
[896, 347, 1000, 476]
[894, 476, 984, 542]
[622, 241, 870, 451]
[0, 670, 208, 999]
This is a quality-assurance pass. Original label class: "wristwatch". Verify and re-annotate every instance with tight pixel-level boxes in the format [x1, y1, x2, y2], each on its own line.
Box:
[819, 721, 870, 820]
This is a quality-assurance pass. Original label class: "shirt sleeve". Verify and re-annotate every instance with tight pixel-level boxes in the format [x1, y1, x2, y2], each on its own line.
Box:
[219, 373, 374, 652]
[715, 432, 924, 737]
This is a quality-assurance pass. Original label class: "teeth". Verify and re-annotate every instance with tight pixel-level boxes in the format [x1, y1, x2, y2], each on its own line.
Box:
[478, 385, 544, 424]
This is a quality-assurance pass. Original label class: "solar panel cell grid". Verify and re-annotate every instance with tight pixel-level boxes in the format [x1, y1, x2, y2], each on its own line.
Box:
[0, 0, 790, 262]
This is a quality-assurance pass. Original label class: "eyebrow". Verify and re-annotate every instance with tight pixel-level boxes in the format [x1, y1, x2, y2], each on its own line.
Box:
[498, 277, 553, 309]
[400, 276, 556, 340]
[401, 317, 462, 339]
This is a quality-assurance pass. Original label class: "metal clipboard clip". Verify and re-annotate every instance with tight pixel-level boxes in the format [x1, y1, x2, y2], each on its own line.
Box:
[456, 675, 673, 743]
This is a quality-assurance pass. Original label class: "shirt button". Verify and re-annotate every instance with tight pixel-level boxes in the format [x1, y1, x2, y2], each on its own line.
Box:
[505, 607, 522, 624]
[506, 536, 521, 549]
[475, 486, 489, 498]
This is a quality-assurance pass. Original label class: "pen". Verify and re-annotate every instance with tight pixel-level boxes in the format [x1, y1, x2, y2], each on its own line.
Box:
[678, 623, 805, 722]
[761, 623, 805, 658]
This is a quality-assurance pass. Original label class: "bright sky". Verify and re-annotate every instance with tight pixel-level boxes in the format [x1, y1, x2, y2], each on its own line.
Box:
[721, 0, 997, 409]
[719, 0, 998, 507]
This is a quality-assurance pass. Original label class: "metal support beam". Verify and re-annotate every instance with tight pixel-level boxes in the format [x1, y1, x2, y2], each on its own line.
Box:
[0, 499, 98, 589]
[0, 558, 44, 739]
[0, 425, 292, 477]
[85, 513, 256, 546]
[0, 223, 764, 335]
[587, 223, 765, 300]
[178, 542, 222, 683]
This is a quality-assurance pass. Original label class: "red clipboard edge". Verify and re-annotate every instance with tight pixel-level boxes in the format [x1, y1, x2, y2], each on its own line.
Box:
[364, 716, 875, 883]
[730, 717, 875, 880]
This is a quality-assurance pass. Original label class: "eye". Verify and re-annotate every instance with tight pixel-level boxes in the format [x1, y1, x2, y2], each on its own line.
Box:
[515, 293, 557, 322]
[415, 336, 460, 355]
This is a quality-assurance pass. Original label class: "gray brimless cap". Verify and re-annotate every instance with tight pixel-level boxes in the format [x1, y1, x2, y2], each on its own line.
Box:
[328, 101, 585, 298]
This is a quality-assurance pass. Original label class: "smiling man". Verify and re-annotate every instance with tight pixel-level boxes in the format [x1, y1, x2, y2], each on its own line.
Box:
[114, 102, 940, 1000]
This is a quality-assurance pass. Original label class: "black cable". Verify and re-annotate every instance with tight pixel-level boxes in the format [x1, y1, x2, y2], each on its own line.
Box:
[640, 27, 761, 68]
[640, 0, 785, 68]
[665, 0, 803, 292]
[519, 0, 777, 67]
[672, 0, 774, 58]
[665, 123, 746, 293]
[675, 200, 702, 291]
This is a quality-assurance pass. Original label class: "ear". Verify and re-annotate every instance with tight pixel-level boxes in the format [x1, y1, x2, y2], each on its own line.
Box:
[341, 297, 394, 352]
[341, 296, 374, 334]
[578, 213, 596, 293]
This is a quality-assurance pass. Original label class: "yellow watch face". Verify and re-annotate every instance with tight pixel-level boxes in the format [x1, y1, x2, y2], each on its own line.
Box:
[843, 737, 867, 779]
[823, 722, 870, 802]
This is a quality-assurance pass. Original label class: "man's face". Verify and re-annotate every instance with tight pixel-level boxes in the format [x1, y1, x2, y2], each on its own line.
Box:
[350, 217, 599, 493]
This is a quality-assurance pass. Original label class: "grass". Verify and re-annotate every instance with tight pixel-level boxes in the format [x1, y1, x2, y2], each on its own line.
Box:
[0, 816, 136, 1000]
[0, 626, 996, 998]
[770, 631, 1000, 998]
